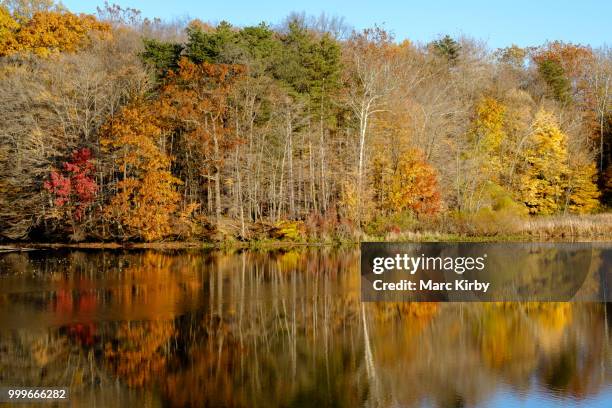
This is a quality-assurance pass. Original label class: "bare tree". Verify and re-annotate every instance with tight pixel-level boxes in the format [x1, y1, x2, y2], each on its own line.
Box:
[588, 47, 612, 172]
[343, 27, 400, 227]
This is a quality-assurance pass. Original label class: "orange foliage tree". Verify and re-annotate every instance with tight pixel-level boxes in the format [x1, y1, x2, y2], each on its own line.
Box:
[100, 102, 181, 241]
[0, 9, 110, 57]
[371, 148, 441, 216]
[532, 41, 595, 107]
[367, 106, 442, 221]
[158, 58, 245, 221]
[532, 41, 594, 83]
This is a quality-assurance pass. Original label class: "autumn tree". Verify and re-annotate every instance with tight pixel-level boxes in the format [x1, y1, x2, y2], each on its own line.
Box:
[343, 27, 401, 227]
[532, 42, 595, 105]
[532, 41, 594, 83]
[518, 109, 570, 214]
[371, 148, 441, 216]
[0, 0, 61, 21]
[468, 97, 507, 177]
[0, 15, 147, 240]
[101, 102, 181, 241]
[43, 147, 97, 236]
[566, 161, 600, 213]
[496, 44, 527, 69]
[0, 9, 110, 57]
[158, 58, 244, 222]
[585, 47, 611, 177]
[0, 5, 19, 52]
[459, 97, 518, 212]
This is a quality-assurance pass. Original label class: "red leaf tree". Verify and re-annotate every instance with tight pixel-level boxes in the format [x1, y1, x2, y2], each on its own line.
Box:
[44, 148, 97, 220]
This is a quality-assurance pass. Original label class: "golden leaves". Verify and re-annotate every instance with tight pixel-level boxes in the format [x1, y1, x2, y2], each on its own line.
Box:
[0, 9, 110, 57]
[567, 162, 600, 214]
[519, 109, 570, 215]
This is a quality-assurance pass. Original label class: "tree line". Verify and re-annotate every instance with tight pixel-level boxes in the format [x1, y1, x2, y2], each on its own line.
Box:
[1, 1, 611, 242]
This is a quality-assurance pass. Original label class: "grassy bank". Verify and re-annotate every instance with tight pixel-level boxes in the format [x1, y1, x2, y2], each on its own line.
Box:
[365, 213, 612, 242]
[515, 213, 612, 239]
[1, 213, 610, 252]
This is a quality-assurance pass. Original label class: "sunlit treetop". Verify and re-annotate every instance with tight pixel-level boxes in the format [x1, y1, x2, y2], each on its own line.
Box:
[0, 4, 110, 57]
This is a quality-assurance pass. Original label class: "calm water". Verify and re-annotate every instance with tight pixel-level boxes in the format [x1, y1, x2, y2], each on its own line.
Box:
[0, 248, 610, 407]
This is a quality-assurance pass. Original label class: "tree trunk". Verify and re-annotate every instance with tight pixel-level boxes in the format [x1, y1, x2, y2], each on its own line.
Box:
[357, 107, 368, 228]
[287, 113, 295, 218]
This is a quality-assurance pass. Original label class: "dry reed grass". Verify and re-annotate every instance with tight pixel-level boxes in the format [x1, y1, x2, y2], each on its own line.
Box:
[516, 213, 612, 239]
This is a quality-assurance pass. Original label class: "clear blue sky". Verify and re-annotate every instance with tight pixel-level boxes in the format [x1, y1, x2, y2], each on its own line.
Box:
[63, 0, 611, 49]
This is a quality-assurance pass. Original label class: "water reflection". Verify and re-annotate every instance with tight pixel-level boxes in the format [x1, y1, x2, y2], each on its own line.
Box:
[0, 248, 610, 407]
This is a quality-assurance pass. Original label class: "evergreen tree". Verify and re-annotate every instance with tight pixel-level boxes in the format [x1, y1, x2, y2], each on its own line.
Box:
[430, 35, 461, 64]
[274, 19, 342, 103]
[538, 59, 572, 104]
[237, 23, 281, 75]
[185, 20, 237, 64]
[141, 38, 183, 78]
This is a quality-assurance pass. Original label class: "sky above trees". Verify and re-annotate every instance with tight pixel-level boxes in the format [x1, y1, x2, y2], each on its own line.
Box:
[62, 0, 612, 49]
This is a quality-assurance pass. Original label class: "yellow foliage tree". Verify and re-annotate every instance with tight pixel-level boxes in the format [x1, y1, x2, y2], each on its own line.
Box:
[0, 9, 110, 57]
[567, 162, 600, 213]
[461, 97, 530, 215]
[339, 179, 363, 221]
[0, 6, 19, 53]
[101, 103, 181, 241]
[468, 97, 507, 179]
[518, 109, 570, 215]
[0, 5, 18, 31]
[518, 109, 600, 214]
[1, 0, 62, 21]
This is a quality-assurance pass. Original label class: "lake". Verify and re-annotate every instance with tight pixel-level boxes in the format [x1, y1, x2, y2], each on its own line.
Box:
[0, 248, 610, 407]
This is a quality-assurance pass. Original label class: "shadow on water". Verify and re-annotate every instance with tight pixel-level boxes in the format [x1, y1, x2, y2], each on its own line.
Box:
[0, 248, 610, 407]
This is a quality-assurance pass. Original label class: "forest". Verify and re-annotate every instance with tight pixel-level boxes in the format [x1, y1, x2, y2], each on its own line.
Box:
[0, 0, 611, 243]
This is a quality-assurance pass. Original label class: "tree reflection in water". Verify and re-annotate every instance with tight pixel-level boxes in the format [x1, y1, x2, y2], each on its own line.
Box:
[0, 248, 610, 407]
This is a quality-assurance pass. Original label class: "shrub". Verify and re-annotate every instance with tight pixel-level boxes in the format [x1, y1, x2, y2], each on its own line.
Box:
[364, 210, 420, 237]
[271, 220, 306, 241]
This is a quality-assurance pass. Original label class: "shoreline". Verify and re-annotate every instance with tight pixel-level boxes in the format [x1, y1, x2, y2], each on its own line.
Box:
[1, 214, 611, 251]
[0, 241, 343, 251]
[2, 233, 611, 252]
